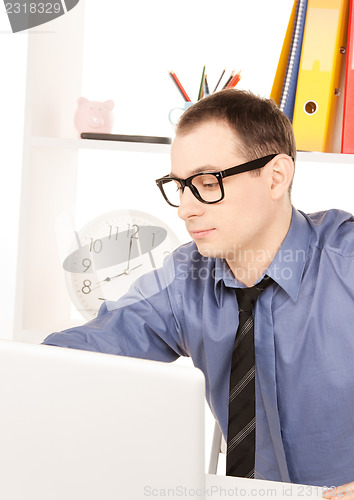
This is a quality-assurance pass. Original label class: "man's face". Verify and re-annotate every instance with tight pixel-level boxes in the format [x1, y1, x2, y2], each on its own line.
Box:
[170, 120, 275, 266]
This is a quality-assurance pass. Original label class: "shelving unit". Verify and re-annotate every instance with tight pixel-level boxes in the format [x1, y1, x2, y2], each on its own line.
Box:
[14, 0, 354, 345]
[297, 151, 354, 164]
[14, 0, 174, 343]
[29, 138, 354, 163]
[15, 142, 173, 344]
[31, 136, 172, 154]
[14, 1, 86, 343]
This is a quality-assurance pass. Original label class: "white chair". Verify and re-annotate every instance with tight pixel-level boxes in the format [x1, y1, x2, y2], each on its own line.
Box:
[208, 420, 227, 474]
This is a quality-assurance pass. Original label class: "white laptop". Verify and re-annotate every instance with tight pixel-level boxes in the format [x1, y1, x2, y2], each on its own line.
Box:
[0, 340, 324, 499]
[0, 340, 205, 500]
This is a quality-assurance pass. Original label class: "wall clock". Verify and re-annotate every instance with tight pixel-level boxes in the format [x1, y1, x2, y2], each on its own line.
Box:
[63, 209, 180, 320]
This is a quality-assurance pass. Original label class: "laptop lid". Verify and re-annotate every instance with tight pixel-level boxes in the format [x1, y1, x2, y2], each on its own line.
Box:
[0, 340, 205, 500]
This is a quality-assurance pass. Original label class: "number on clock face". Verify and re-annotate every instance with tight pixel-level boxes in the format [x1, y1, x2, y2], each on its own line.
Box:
[63, 210, 180, 320]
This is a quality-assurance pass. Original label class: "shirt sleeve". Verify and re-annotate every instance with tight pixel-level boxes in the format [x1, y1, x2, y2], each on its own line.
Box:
[42, 254, 187, 363]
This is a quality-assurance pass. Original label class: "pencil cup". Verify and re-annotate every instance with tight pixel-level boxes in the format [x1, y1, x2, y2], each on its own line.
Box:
[169, 102, 194, 126]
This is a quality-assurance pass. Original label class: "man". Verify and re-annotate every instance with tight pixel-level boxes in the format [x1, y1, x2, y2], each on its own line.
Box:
[44, 89, 354, 496]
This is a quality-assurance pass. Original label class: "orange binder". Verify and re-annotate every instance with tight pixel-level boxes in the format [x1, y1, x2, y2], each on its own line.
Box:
[292, 0, 350, 153]
[270, 0, 298, 105]
[342, 0, 354, 153]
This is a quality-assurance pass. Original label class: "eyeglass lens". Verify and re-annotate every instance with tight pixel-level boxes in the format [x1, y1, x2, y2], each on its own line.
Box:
[162, 173, 222, 207]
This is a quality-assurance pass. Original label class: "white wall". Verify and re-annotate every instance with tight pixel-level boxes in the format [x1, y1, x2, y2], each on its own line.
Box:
[0, 13, 27, 338]
[80, 0, 294, 137]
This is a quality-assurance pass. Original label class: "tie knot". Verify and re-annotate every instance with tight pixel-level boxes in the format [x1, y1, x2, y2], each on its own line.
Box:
[236, 276, 273, 312]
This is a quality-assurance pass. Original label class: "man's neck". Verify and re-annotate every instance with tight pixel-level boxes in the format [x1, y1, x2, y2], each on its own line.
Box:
[227, 206, 292, 287]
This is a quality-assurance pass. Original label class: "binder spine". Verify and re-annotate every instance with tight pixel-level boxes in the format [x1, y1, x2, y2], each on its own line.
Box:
[279, 0, 308, 122]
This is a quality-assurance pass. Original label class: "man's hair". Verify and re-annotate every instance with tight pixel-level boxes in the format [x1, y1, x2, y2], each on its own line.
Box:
[176, 89, 297, 164]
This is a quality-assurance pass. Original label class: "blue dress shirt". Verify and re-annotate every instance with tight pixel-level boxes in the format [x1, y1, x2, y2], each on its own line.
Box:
[44, 207, 354, 487]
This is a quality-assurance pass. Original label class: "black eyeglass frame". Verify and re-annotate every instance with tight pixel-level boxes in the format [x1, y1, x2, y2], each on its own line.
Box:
[155, 154, 287, 208]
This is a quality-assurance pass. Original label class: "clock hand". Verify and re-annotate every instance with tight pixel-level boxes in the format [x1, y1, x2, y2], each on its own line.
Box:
[90, 276, 113, 290]
[124, 234, 134, 273]
[91, 264, 143, 291]
[109, 263, 143, 279]
[124, 225, 140, 273]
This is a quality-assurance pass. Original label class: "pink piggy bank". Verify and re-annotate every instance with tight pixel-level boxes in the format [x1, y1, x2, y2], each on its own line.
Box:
[74, 97, 114, 135]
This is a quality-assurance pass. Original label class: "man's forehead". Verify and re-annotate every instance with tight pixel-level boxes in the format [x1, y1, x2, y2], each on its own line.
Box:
[170, 120, 245, 177]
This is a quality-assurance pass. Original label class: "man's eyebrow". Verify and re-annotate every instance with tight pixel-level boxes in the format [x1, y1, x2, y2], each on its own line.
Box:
[169, 165, 222, 177]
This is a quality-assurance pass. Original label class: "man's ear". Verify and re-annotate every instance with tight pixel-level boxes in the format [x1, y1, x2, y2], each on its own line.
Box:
[269, 155, 294, 201]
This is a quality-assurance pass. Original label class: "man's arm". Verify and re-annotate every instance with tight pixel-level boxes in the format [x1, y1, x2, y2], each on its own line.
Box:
[323, 482, 354, 499]
[43, 260, 187, 363]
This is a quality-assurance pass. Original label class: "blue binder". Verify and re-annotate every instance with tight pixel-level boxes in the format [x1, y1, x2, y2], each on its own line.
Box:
[279, 0, 308, 122]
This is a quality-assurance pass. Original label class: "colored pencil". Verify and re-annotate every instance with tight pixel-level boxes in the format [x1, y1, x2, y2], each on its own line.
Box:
[222, 70, 235, 89]
[204, 74, 210, 96]
[226, 70, 242, 89]
[197, 65, 206, 100]
[213, 68, 225, 92]
[169, 71, 191, 102]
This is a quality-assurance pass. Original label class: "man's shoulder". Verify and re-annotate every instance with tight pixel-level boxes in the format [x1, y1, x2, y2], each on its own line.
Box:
[301, 208, 354, 256]
[303, 208, 354, 227]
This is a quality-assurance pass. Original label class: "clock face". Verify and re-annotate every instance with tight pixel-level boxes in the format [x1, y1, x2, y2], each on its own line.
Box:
[63, 209, 180, 320]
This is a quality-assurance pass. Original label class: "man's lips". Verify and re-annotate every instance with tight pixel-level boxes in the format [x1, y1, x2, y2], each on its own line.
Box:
[188, 228, 216, 239]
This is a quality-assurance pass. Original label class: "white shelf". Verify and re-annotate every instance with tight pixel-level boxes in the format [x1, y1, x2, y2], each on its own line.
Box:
[31, 137, 353, 162]
[31, 136, 172, 154]
[297, 151, 354, 163]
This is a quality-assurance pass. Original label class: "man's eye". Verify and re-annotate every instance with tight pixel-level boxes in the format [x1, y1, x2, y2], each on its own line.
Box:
[200, 175, 219, 189]
[203, 180, 218, 189]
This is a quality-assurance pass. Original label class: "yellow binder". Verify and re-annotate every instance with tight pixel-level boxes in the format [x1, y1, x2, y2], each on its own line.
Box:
[271, 0, 298, 105]
[292, 0, 350, 152]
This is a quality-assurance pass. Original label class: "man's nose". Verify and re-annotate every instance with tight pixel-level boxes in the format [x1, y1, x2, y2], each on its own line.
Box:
[177, 186, 204, 220]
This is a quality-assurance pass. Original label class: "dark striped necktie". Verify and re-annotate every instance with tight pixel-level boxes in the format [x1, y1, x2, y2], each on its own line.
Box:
[226, 275, 273, 478]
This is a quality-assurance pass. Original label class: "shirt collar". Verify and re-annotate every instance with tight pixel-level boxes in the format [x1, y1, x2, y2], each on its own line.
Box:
[214, 207, 311, 304]
[266, 207, 311, 301]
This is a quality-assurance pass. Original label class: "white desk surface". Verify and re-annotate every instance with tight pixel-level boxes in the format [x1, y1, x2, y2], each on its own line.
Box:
[205, 474, 324, 499]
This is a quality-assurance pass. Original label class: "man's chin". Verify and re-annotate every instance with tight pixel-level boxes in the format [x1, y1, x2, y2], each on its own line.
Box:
[194, 242, 225, 259]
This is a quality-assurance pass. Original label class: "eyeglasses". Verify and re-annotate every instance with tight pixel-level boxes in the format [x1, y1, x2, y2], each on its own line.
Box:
[155, 154, 280, 208]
